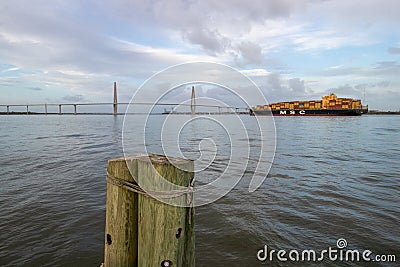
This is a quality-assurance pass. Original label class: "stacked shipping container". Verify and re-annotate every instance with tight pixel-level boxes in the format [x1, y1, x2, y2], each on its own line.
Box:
[255, 93, 363, 111]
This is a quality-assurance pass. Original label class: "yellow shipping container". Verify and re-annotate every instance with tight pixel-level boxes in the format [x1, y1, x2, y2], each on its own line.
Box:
[352, 102, 361, 109]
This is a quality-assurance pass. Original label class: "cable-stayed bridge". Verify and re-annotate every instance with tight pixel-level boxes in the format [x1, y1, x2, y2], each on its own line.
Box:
[0, 83, 250, 115]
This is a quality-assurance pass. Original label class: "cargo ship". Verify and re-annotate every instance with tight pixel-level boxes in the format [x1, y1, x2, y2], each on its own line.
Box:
[250, 93, 368, 116]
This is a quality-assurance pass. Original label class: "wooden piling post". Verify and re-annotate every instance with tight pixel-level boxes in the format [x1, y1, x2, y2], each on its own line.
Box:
[26, 105, 29, 115]
[58, 104, 62, 115]
[137, 155, 195, 267]
[45, 104, 47, 115]
[104, 156, 139, 267]
[104, 154, 195, 267]
[6, 105, 9, 114]
[74, 104, 77, 115]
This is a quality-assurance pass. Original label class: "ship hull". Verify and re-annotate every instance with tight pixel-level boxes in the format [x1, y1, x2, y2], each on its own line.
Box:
[250, 109, 368, 116]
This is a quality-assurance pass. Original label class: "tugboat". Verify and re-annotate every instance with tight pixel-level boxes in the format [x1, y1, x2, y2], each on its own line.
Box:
[162, 108, 172, 115]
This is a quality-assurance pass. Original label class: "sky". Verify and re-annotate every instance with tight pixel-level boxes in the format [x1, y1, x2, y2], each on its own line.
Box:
[0, 0, 399, 110]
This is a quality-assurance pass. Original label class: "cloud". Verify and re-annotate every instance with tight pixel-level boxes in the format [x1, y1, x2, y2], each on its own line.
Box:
[387, 47, 400, 54]
[29, 87, 43, 91]
[325, 84, 362, 97]
[318, 61, 400, 79]
[374, 61, 398, 68]
[366, 90, 400, 111]
[326, 85, 400, 110]
[1, 0, 400, 109]
[288, 78, 305, 93]
[260, 73, 310, 102]
[240, 68, 270, 77]
[97, 0, 400, 55]
[372, 61, 400, 76]
[373, 81, 391, 88]
[354, 81, 391, 90]
[0, 1, 217, 80]
[258, 73, 394, 104]
[319, 65, 360, 77]
[93, 0, 311, 62]
[234, 41, 263, 66]
[1, 0, 398, 75]
[292, 30, 369, 51]
[304, 0, 400, 32]
[62, 94, 86, 102]
[0, 76, 21, 87]
[1, 67, 20, 73]
[324, 80, 394, 100]
[183, 28, 229, 55]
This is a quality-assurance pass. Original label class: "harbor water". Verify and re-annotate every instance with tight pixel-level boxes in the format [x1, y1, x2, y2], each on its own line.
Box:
[0, 115, 398, 266]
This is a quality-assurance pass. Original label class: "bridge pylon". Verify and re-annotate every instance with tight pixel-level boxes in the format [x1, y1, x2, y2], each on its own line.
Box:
[191, 86, 196, 115]
[113, 82, 118, 116]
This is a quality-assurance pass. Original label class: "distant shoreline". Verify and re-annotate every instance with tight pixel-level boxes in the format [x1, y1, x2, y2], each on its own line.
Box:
[367, 111, 400, 115]
[1, 111, 400, 115]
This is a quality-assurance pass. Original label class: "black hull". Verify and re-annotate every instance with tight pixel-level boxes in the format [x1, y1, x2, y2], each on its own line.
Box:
[250, 109, 368, 116]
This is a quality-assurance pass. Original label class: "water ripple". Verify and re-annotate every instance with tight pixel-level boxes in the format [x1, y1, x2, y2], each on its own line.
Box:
[0, 115, 399, 266]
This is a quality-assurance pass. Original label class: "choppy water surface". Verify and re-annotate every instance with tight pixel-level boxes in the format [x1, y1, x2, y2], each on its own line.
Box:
[0, 115, 398, 266]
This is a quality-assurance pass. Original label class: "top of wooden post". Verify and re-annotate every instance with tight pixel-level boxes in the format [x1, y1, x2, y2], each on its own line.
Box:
[110, 154, 192, 166]
[108, 154, 194, 184]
